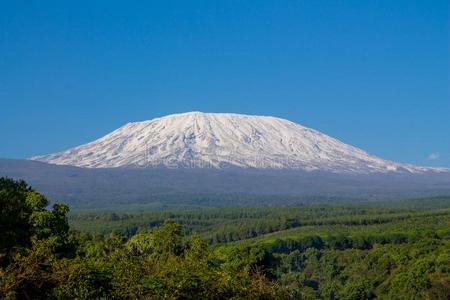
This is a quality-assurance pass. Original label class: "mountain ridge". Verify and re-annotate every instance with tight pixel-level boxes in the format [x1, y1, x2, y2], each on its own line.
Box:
[30, 112, 446, 174]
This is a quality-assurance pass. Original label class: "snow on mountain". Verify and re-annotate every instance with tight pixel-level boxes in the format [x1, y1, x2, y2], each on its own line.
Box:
[30, 112, 444, 173]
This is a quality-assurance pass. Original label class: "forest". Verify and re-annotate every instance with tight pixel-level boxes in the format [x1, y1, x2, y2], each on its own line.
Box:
[1, 177, 449, 299]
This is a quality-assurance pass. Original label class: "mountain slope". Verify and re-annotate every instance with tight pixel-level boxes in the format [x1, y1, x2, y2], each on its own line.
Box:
[2, 159, 450, 207]
[30, 112, 442, 173]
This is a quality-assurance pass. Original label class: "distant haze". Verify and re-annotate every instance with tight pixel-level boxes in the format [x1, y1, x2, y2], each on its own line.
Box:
[1, 158, 450, 208]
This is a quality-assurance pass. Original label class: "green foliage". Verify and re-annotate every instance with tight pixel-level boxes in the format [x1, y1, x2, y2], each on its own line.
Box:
[1, 177, 450, 299]
[0, 178, 70, 267]
[0, 178, 33, 263]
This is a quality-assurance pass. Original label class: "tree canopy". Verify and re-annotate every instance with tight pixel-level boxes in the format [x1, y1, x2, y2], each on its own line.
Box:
[1, 177, 449, 299]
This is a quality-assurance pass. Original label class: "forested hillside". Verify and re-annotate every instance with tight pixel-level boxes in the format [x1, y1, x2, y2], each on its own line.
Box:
[1, 177, 449, 299]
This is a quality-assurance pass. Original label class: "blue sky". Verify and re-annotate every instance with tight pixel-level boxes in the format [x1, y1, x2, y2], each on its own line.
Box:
[1, 0, 449, 167]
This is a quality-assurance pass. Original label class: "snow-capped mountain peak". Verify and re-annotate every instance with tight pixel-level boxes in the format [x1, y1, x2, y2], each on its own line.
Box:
[30, 112, 443, 173]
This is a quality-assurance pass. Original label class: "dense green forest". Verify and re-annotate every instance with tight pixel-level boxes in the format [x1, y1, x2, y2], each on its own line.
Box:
[1, 177, 449, 299]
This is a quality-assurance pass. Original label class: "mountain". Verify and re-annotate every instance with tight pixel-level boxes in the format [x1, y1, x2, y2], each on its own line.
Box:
[3, 112, 447, 207]
[30, 112, 443, 174]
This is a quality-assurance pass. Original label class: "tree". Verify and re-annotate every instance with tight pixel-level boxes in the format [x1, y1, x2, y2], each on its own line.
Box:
[0, 178, 33, 265]
[0, 178, 70, 266]
[0, 177, 71, 298]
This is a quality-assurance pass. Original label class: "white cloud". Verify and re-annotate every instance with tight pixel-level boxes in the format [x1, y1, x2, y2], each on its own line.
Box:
[428, 152, 440, 160]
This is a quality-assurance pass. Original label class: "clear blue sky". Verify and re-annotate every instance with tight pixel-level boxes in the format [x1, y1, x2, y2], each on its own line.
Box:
[1, 1, 449, 167]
